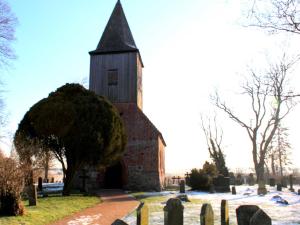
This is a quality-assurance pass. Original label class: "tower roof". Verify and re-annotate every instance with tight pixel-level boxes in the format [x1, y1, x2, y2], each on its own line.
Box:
[90, 0, 138, 55]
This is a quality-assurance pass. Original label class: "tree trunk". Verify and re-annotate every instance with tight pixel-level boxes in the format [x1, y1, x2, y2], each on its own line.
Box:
[44, 152, 49, 181]
[62, 167, 76, 196]
[279, 149, 283, 178]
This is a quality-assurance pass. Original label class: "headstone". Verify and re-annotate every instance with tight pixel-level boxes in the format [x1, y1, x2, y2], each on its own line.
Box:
[269, 178, 275, 187]
[289, 175, 295, 192]
[137, 202, 149, 225]
[298, 189, 300, 195]
[111, 219, 129, 225]
[248, 173, 255, 186]
[79, 169, 90, 193]
[27, 184, 37, 206]
[229, 173, 236, 185]
[249, 209, 272, 225]
[213, 175, 230, 192]
[277, 183, 282, 191]
[38, 177, 43, 191]
[236, 205, 259, 225]
[232, 186, 237, 195]
[164, 198, 184, 225]
[179, 180, 185, 193]
[281, 177, 287, 188]
[200, 203, 214, 225]
[221, 200, 229, 225]
[51, 177, 55, 183]
[257, 181, 267, 195]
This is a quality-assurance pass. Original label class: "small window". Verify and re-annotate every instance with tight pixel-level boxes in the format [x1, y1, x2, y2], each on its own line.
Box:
[107, 69, 118, 86]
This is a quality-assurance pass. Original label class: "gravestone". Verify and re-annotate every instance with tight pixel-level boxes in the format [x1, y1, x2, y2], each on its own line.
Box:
[209, 184, 216, 194]
[277, 183, 282, 191]
[236, 205, 259, 225]
[179, 180, 185, 193]
[249, 209, 272, 225]
[236, 174, 243, 185]
[213, 175, 230, 192]
[248, 173, 255, 186]
[289, 175, 295, 192]
[257, 181, 267, 195]
[111, 219, 128, 225]
[229, 173, 236, 185]
[298, 189, 300, 195]
[51, 177, 54, 183]
[164, 198, 184, 225]
[200, 203, 214, 225]
[269, 178, 275, 187]
[38, 177, 43, 191]
[221, 200, 229, 225]
[232, 186, 236, 195]
[79, 169, 90, 193]
[27, 184, 37, 206]
[281, 177, 288, 188]
[137, 202, 149, 225]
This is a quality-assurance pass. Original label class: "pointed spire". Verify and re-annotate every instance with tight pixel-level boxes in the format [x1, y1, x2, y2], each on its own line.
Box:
[90, 0, 138, 55]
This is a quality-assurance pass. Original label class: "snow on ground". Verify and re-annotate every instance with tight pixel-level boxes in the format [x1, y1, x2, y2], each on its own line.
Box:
[124, 185, 300, 225]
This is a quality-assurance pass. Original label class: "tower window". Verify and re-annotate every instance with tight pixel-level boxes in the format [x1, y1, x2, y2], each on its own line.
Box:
[107, 69, 118, 86]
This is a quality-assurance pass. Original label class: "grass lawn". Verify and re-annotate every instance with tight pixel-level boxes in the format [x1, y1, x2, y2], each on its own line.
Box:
[0, 195, 101, 225]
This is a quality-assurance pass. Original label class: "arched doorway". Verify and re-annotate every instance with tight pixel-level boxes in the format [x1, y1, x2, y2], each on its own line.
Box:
[104, 161, 126, 189]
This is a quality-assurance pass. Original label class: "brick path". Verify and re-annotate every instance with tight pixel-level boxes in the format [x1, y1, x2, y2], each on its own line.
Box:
[50, 190, 139, 225]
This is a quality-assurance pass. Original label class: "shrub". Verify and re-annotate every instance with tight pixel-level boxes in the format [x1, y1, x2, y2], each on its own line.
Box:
[187, 169, 212, 191]
[0, 153, 25, 216]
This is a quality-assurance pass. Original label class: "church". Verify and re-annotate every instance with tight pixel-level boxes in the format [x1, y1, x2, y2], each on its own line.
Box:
[74, 0, 166, 191]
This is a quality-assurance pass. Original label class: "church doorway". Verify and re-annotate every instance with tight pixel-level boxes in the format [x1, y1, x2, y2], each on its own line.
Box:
[104, 161, 126, 189]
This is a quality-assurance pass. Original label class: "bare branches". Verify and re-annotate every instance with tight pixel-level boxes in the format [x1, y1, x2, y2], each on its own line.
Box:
[0, 0, 17, 67]
[213, 56, 299, 182]
[248, 0, 300, 34]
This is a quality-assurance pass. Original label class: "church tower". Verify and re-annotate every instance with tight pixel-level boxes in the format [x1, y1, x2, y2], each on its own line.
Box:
[89, 0, 143, 109]
[88, 0, 166, 191]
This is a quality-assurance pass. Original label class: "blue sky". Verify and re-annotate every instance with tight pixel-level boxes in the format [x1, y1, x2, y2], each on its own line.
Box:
[3, 0, 300, 173]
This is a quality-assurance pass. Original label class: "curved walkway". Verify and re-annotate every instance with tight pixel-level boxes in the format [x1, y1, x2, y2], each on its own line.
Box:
[50, 190, 139, 225]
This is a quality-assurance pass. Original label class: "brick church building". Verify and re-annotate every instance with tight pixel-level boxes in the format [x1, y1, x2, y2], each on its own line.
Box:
[74, 0, 166, 191]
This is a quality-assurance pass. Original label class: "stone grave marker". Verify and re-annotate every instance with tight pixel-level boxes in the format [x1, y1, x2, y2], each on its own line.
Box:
[277, 183, 282, 191]
[248, 173, 255, 186]
[236, 205, 259, 225]
[281, 177, 288, 188]
[209, 184, 216, 194]
[213, 175, 230, 192]
[179, 180, 185, 193]
[249, 209, 272, 225]
[38, 177, 43, 191]
[269, 178, 275, 187]
[289, 175, 295, 192]
[28, 184, 37, 206]
[232, 186, 236, 195]
[137, 202, 149, 225]
[221, 200, 229, 225]
[51, 177, 54, 183]
[164, 198, 184, 225]
[111, 219, 129, 225]
[200, 203, 214, 225]
[79, 169, 90, 193]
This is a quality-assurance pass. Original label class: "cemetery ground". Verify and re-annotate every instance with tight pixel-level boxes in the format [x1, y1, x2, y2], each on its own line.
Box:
[124, 185, 300, 225]
[0, 194, 101, 225]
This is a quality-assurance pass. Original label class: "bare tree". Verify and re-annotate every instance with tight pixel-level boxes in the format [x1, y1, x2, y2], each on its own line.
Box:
[248, 0, 300, 34]
[0, 0, 17, 67]
[213, 56, 299, 186]
[200, 114, 229, 176]
[267, 123, 292, 177]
